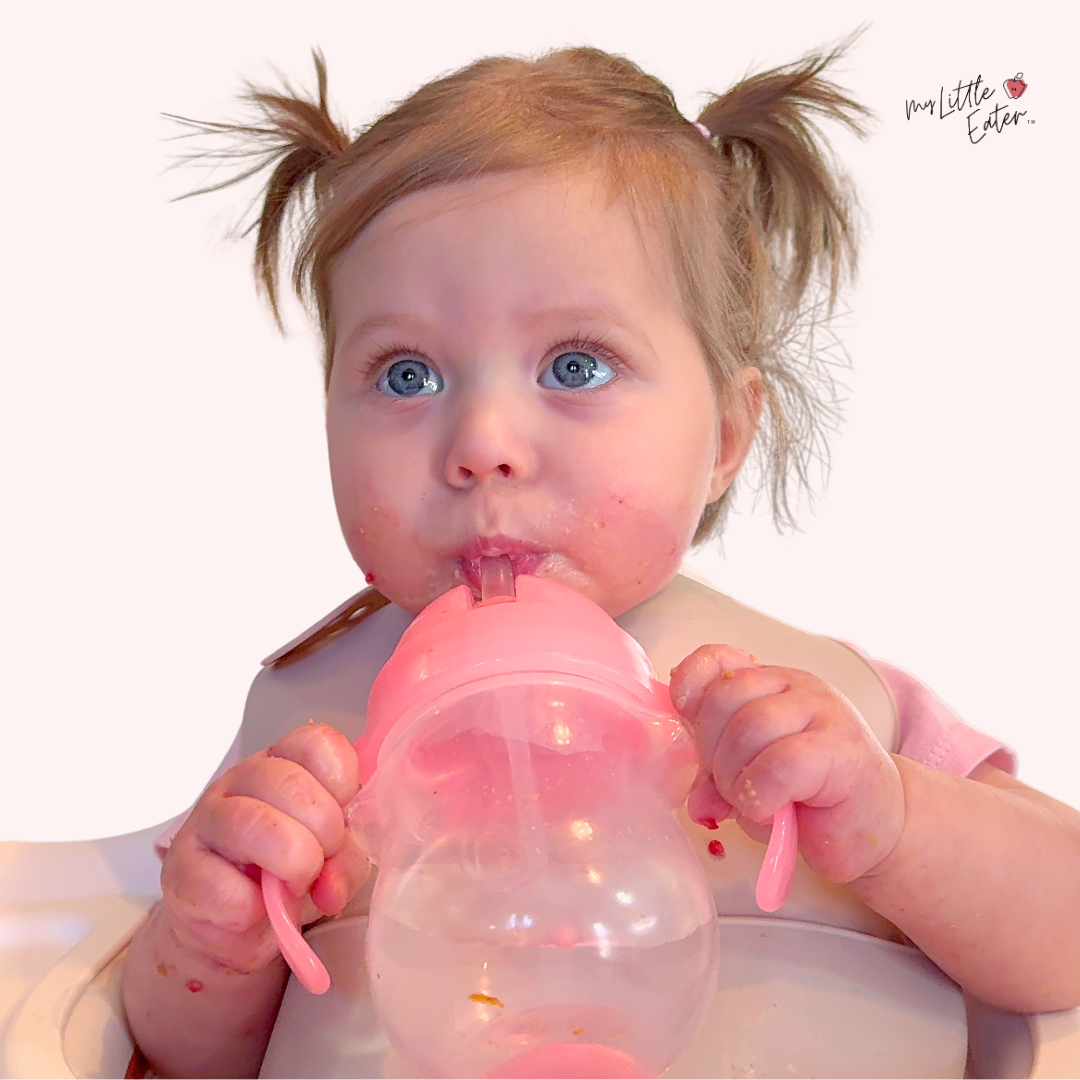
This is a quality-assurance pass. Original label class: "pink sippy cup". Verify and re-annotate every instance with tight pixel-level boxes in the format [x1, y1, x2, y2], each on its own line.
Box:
[348, 560, 719, 1078]
[261, 558, 797, 1078]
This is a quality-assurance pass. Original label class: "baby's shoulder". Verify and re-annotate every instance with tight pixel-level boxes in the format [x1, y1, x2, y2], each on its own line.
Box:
[616, 569, 898, 752]
[238, 589, 414, 755]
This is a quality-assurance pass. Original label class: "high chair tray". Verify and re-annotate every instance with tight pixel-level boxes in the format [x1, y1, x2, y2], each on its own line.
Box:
[260, 913, 1080, 1080]
[1, 898, 1078, 1079]
[0, 895, 155, 1080]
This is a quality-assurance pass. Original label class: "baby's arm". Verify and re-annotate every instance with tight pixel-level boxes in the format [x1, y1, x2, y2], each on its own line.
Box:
[121, 723, 370, 1078]
[852, 756, 1080, 1014]
[671, 645, 1080, 1014]
[121, 904, 289, 1079]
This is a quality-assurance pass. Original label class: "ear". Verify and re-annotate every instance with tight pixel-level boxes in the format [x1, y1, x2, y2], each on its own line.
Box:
[707, 367, 763, 503]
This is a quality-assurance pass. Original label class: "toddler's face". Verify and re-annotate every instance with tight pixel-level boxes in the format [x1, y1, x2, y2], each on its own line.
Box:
[326, 168, 750, 617]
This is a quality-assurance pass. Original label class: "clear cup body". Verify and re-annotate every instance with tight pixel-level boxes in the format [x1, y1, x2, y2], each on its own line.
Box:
[353, 676, 719, 1079]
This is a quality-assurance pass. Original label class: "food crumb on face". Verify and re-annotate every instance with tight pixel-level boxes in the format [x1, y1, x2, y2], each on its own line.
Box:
[469, 992, 505, 1008]
[572, 1027, 585, 1035]
[186, 979, 204, 993]
[708, 839, 726, 858]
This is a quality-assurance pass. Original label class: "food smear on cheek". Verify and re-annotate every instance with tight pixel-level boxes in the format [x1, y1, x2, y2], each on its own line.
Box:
[346, 498, 429, 610]
[347, 484, 692, 614]
[571, 491, 689, 606]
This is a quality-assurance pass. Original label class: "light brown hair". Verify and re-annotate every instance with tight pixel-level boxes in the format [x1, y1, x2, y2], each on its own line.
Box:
[170, 32, 873, 663]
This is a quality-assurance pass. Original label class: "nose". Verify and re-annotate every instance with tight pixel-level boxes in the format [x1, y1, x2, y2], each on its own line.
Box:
[442, 383, 537, 488]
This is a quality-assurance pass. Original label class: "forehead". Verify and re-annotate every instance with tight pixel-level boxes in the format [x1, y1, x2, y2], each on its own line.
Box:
[329, 168, 680, 320]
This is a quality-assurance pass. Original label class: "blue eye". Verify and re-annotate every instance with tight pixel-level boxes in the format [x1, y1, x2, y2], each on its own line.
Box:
[540, 351, 617, 392]
[377, 358, 442, 398]
[371, 347, 618, 397]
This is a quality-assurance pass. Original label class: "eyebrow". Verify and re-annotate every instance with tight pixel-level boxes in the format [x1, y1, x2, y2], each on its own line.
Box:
[520, 305, 650, 342]
[339, 305, 654, 355]
[339, 312, 428, 354]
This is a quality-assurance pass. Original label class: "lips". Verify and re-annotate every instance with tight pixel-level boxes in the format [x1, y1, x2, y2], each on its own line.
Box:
[456, 534, 550, 595]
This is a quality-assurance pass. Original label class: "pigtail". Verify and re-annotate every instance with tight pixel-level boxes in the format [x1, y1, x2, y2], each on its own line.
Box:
[695, 27, 874, 530]
[697, 27, 871, 321]
[164, 50, 351, 331]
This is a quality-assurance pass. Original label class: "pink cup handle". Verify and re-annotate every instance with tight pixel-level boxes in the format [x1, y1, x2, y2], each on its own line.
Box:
[261, 871, 330, 995]
[755, 802, 797, 913]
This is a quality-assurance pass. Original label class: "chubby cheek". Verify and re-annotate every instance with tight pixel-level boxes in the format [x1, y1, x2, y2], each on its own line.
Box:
[561, 424, 709, 615]
[328, 449, 450, 613]
[569, 404, 715, 614]
[566, 489, 692, 616]
[335, 493, 438, 611]
[330, 446, 404, 571]
[332, 474, 389, 565]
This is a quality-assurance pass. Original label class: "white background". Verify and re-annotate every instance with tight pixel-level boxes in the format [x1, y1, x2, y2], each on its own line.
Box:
[1, 1, 1076, 842]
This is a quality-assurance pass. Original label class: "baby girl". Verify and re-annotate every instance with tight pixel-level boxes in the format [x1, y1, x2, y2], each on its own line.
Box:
[120, 32, 1080, 1078]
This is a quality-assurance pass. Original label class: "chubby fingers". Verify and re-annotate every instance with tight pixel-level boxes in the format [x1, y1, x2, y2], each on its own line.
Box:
[709, 682, 845, 798]
[670, 645, 848, 819]
[672, 645, 766, 827]
[267, 722, 361, 808]
[310, 834, 371, 915]
[670, 645, 786, 763]
[670, 644, 757, 721]
[686, 770, 734, 829]
[262, 723, 367, 912]
[162, 832, 269, 939]
[191, 724, 361, 896]
[220, 753, 348, 858]
[195, 791, 326, 899]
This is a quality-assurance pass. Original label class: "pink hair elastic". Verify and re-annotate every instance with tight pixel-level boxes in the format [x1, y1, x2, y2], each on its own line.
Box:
[693, 121, 712, 140]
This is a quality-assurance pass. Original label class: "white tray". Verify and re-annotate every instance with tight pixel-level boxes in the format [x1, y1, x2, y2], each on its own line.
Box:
[1, 894, 1078, 1078]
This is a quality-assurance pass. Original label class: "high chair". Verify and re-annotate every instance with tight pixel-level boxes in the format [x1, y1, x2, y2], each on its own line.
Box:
[1, 822, 1078, 1079]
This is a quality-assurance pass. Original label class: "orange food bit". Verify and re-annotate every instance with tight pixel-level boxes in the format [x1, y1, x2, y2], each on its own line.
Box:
[469, 992, 505, 1008]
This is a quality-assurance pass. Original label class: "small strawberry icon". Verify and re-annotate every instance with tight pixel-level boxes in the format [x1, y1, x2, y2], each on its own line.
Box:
[1004, 73, 1027, 99]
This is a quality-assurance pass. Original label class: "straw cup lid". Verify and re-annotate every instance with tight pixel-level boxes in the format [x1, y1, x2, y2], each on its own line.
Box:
[354, 575, 678, 784]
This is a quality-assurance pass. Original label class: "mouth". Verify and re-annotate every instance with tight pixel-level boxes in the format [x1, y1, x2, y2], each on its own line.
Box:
[456, 535, 550, 597]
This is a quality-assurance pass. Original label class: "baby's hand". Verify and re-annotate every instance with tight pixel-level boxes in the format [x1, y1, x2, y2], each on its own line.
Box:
[669, 645, 905, 884]
[160, 723, 369, 973]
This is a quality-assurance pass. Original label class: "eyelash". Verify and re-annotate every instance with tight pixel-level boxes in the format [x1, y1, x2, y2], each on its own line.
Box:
[358, 331, 627, 396]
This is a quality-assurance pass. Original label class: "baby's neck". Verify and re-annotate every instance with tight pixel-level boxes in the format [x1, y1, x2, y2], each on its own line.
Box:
[614, 571, 690, 626]
[612, 570, 720, 681]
